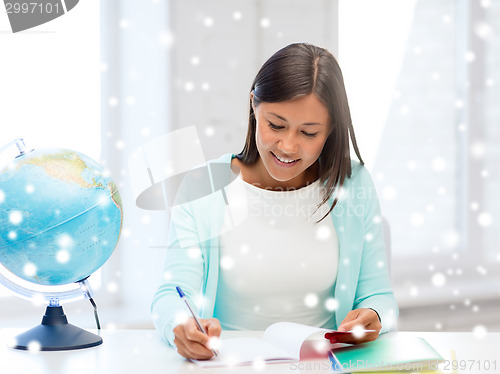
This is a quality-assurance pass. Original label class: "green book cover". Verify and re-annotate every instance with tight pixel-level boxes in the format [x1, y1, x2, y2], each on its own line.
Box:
[329, 336, 445, 372]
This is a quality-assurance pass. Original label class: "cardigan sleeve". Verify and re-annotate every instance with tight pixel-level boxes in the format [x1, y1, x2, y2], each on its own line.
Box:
[351, 166, 399, 334]
[150, 184, 206, 347]
[150, 154, 233, 347]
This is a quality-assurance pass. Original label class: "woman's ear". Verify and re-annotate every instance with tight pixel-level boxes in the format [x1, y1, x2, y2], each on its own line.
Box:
[250, 91, 256, 113]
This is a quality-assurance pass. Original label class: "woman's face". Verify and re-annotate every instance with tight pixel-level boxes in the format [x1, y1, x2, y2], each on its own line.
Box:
[252, 93, 330, 188]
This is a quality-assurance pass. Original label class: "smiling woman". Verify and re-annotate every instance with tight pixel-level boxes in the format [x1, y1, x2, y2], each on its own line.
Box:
[238, 93, 330, 191]
[151, 43, 398, 361]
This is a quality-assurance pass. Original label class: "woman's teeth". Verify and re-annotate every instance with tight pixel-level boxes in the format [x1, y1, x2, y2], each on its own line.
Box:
[274, 153, 298, 163]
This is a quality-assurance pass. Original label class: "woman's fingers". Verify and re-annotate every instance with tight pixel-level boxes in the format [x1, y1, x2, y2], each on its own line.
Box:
[173, 317, 222, 360]
[205, 318, 222, 338]
[326, 308, 381, 344]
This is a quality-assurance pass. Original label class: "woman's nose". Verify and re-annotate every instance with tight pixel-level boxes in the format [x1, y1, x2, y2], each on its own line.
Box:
[277, 133, 299, 154]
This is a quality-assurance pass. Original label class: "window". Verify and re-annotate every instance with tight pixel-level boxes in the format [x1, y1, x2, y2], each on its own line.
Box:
[340, 0, 500, 306]
[0, 2, 101, 303]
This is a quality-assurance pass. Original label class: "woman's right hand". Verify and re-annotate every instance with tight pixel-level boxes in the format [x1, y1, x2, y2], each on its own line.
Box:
[173, 317, 221, 360]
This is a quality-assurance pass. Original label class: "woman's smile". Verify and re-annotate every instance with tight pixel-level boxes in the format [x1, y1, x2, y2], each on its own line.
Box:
[271, 151, 300, 167]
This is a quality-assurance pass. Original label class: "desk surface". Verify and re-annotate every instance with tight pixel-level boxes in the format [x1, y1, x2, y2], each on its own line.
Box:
[0, 328, 498, 374]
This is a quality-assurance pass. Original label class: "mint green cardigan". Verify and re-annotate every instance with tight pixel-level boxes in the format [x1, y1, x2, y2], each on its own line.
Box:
[151, 153, 398, 346]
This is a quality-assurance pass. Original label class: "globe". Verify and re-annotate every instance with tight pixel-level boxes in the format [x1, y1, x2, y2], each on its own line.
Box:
[0, 147, 122, 286]
[0, 140, 123, 351]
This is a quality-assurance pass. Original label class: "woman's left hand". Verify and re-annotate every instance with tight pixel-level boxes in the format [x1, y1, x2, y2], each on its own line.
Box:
[325, 308, 381, 344]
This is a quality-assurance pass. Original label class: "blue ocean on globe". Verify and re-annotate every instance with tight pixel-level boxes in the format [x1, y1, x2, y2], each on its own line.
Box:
[0, 148, 122, 286]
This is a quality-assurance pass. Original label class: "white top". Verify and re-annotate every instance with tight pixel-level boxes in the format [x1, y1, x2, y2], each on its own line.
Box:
[213, 174, 339, 330]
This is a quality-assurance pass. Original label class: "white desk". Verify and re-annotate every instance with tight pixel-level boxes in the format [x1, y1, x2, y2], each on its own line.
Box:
[0, 329, 498, 374]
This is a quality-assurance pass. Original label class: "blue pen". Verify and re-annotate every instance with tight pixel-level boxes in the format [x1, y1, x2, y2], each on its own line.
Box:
[176, 286, 218, 357]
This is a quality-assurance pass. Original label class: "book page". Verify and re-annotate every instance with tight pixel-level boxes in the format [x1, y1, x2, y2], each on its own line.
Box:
[263, 322, 330, 359]
[191, 322, 359, 368]
[191, 337, 295, 368]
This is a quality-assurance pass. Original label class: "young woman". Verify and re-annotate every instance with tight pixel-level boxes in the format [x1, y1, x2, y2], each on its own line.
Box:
[152, 43, 398, 360]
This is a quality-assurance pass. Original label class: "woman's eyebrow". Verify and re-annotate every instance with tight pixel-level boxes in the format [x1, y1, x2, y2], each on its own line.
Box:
[268, 112, 323, 126]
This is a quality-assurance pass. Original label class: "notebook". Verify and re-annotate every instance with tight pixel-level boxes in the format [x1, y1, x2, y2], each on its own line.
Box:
[329, 335, 445, 372]
[190, 322, 402, 368]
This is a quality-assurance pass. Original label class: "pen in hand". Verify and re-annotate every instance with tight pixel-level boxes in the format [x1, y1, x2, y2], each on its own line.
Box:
[176, 286, 219, 357]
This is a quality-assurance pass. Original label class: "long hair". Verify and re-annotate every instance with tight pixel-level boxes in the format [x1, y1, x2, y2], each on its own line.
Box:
[237, 43, 364, 221]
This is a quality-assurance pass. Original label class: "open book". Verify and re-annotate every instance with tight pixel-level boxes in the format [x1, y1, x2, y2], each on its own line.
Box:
[191, 322, 371, 368]
[192, 322, 444, 371]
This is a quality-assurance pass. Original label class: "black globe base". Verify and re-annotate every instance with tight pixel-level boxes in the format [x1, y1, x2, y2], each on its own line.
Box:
[11, 306, 102, 351]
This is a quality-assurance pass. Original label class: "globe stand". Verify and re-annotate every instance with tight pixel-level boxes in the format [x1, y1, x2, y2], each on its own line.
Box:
[11, 306, 102, 351]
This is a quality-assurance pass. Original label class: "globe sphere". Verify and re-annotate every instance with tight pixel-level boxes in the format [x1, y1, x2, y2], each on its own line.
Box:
[0, 148, 122, 286]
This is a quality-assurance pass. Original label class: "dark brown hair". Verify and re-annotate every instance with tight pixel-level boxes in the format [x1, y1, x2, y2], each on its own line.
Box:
[237, 42, 364, 221]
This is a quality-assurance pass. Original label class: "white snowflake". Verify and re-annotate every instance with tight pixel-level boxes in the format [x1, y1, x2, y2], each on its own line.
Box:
[203, 17, 214, 27]
[476, 265, 487, 275]
[410, 212, 424, 227]
[471, 141, 486, 158]
[27, 340, 41, 352]
[174, 311, 188, 325]
[315, 225, 331, 240]
[220, 256, 234, 270]
[474, 22, 492, 39]
[351, 324, 368, 339]
[141, 214, 151, 225]
[158, 31, 175, 47]
[465, 51, 476, 62]
[240, 244, 249, 254]
[481, 0, 491, 8]
[108, 97, 119, 107]
[56, 250, 70, 264]
[477, 212, 492, 227]
[163, 271, 172, 280]
[184, 81, 194, 92]
[304, 293, 318, 308]
[23, 263, 37, 277]
[324, 298, 338, 311]
[233, 11, 242, 21]
[205, 126, 215, 137]
[442, 14, 452, 23]
[107, 282, 118, 293]
[126, 96, 136, 106]
[410, 286, 419, 297]
[260, 18, 270, 28]
[442, 229, 460, 248]
[57, 233, 74, 248]
[472, 325, 487, 339]
[382, 186, 397, 201]
[431, 272, 446, 287]
[431, 157, 446, 172]
[187, 247, 201, 259]
[209, 336, 221, 350]
[9, 211, 23, 225]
